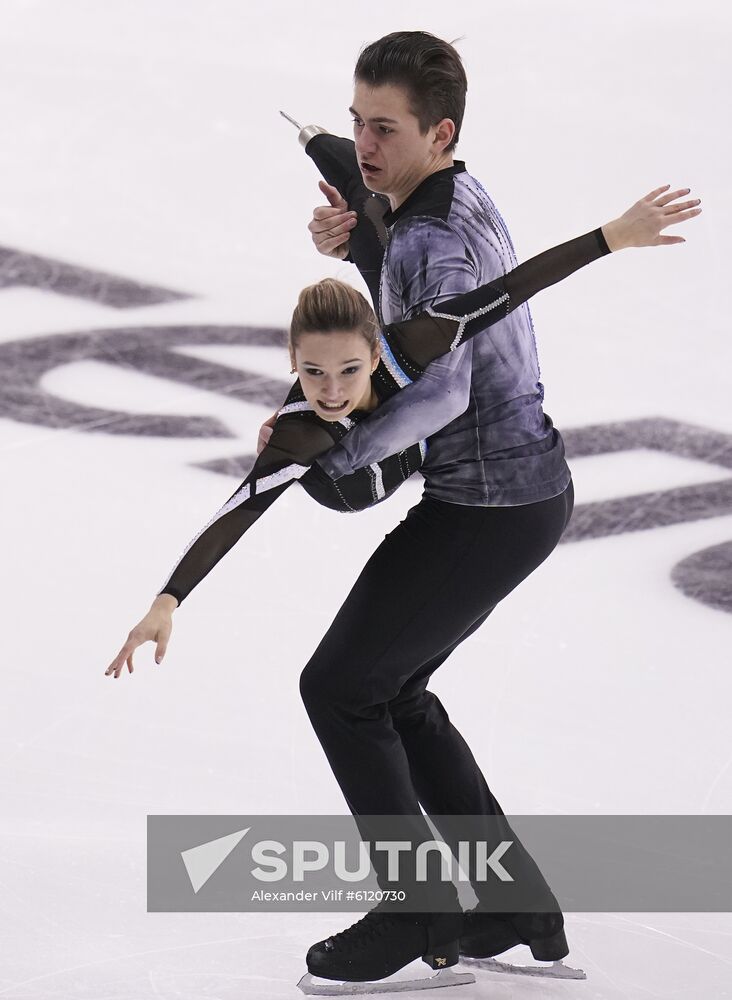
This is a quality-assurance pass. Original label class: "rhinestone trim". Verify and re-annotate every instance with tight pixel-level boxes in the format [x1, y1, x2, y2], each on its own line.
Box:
[425, 292, 510, 351]
[378, 330, 412, 388]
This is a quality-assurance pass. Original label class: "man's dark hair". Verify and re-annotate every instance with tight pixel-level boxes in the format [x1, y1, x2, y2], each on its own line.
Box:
[354, 31, 467, 152]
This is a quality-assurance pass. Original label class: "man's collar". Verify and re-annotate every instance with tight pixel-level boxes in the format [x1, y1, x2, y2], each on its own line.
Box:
[382, 160, 467, 228]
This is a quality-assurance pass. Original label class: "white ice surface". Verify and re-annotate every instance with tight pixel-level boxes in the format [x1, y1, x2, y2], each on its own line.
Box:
[1, 1, 730, 997]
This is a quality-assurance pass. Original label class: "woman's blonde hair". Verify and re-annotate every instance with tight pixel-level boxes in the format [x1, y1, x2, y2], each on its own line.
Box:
[289, 278, 379, 353]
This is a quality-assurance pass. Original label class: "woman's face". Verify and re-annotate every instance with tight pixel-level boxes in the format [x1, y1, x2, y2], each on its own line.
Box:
[291, 330, 380, 421]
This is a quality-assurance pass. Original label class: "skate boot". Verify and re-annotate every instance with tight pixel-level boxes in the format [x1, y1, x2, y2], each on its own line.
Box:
[459, 907, 586, 980]
[298, 908, 476, 993]
[460, 907, 567, 959]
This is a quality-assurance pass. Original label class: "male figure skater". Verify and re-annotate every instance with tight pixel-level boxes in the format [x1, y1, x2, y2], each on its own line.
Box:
[261, 30, 579, 983]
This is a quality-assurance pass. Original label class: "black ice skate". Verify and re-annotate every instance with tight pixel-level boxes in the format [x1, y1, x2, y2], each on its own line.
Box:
[459, 907, 586, 980]
[297, 909, 475, 995]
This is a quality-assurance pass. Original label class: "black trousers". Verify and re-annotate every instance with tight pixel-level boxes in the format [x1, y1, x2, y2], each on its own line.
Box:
[300, 478, 575, 910]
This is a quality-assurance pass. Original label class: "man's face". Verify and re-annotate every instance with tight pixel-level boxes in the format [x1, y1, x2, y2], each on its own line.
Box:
[349, 80, 453, 206]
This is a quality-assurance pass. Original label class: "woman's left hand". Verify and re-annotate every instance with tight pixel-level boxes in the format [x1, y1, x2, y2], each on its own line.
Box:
[602, 184, 702, 251]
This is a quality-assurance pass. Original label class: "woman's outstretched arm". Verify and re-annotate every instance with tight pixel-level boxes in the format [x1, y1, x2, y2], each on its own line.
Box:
[156, 414, 336, 608]
[386, 185, 701, 370]
[311, 185, 700, 483]
[105, 406, 338, 677]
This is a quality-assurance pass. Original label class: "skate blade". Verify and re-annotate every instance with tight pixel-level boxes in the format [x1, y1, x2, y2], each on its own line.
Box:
[297, 967, 476, 995]
[461, 956, 587, 980]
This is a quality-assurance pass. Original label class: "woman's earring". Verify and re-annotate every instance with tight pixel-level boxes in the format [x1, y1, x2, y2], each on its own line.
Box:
[290, 367, 296, 373]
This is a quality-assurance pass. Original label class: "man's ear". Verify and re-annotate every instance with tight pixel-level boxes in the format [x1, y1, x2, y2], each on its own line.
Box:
[433, 117, 456, 152]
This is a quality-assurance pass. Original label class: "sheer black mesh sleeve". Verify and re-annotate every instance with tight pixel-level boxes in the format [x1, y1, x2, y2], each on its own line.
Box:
[304, 133, 388, 309]
[384, 227, 611, 370]
[157, 411, 336, 607]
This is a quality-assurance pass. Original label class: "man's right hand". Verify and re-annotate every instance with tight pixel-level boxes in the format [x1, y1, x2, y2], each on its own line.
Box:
[308, 180, 358, 259]
[257, 410, 279, 454]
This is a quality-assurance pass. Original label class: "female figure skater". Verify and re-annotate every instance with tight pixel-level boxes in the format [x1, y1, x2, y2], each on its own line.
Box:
[105, 186, 700, 989]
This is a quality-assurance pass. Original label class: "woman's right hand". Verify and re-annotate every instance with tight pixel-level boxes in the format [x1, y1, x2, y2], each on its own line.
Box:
[105, 595, 177, 678]
[602, 184, 702, 251]
[308, 180, 358, 259]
